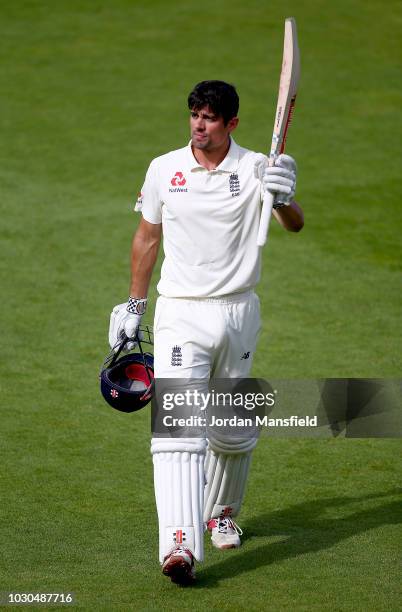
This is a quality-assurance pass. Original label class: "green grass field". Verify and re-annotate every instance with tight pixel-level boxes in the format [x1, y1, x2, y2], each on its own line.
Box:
[1, 0, 401, 609]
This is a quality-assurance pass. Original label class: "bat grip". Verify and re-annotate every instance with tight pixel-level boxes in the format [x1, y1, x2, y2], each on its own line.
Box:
[257, 191, 275, 246]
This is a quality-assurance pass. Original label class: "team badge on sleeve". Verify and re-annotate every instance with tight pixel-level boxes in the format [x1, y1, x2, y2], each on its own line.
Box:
[135, 191, 143, 211]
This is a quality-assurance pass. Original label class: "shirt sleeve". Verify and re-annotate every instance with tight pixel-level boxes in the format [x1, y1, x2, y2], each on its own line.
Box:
[134, 158, 162, 224]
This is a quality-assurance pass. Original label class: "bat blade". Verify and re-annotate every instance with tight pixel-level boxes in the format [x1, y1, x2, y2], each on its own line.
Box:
[257, 17, 300, 247]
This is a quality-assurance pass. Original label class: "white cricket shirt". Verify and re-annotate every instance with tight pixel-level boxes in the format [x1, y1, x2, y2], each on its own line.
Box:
[135, 138, 265, 298]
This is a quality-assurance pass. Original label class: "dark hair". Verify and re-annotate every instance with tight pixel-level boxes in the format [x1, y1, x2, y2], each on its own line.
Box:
[187, 80, 239, 125]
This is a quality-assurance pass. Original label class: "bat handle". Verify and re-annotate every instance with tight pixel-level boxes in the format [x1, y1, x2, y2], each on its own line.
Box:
[257, 191, 275, 246]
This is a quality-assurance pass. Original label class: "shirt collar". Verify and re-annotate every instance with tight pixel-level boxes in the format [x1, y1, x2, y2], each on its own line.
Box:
[186, 137, 240, 172]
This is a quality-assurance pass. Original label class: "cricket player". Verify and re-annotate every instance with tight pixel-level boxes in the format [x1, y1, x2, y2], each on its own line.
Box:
[109, 81, 304, 584]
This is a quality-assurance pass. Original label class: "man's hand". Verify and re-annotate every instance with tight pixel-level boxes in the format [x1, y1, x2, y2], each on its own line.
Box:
[109, 303, 143, 352]
[261, 154, 297, 206]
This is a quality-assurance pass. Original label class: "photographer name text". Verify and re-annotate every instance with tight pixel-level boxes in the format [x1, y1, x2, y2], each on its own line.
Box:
[162, 415, 318, 428]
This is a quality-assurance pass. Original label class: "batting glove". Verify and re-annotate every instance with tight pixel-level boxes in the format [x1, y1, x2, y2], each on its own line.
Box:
[108, 299, 147, 352]
[253, 153, 269, 181]
[262, 154, 297, 207]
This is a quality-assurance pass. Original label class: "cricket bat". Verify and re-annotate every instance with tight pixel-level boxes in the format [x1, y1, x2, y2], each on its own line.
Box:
[257, 17, 300, 247]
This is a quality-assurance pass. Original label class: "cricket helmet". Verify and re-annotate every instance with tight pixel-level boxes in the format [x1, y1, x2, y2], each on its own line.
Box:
[100, 326, 154, 413]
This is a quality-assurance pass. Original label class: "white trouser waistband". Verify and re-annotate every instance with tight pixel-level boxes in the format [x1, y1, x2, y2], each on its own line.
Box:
[158, 289, 255, 305]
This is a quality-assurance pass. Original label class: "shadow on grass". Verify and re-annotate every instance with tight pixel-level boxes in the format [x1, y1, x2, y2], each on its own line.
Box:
[194, 488, 402, 588]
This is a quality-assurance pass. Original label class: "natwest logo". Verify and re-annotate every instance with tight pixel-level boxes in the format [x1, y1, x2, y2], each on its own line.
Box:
[171, 171, 186, 186]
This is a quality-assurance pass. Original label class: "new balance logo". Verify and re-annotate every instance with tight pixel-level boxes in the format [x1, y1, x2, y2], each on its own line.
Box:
[171, 345, 182, 367]
[241, 352, 250, 360]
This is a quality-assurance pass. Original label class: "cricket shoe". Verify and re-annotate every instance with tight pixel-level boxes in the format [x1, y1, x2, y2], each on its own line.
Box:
[207, 517, 243, 550]
[162, 546, 195, 585]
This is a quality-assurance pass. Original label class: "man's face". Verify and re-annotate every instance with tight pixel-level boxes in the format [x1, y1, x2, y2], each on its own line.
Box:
[190, 106, 238, 152]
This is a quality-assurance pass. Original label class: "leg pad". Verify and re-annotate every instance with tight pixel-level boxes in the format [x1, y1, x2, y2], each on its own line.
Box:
[203, 436, 257, 522]
[152, 438, 206, 562]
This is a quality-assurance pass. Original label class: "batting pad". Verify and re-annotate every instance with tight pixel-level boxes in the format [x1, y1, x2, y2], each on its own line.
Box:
[203, 436, 258, 522]
[151, 438, 207, 563]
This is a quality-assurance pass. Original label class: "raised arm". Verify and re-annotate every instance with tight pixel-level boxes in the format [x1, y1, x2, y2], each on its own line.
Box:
[256, 153, 304, 234]
[272, 200, 304, 232]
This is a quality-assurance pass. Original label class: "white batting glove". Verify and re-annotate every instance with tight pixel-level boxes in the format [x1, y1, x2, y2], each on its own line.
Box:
[262, 154, 297, 206]
[253, 153, 269, 181]
[108, 303, 143, 352]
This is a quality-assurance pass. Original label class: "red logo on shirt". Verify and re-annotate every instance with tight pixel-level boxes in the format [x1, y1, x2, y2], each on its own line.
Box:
[171, 172, 186, 186]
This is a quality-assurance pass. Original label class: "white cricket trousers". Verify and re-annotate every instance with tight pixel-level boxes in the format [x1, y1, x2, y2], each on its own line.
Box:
[151, 290, 261, 562]
[153, 290, 261, 378]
